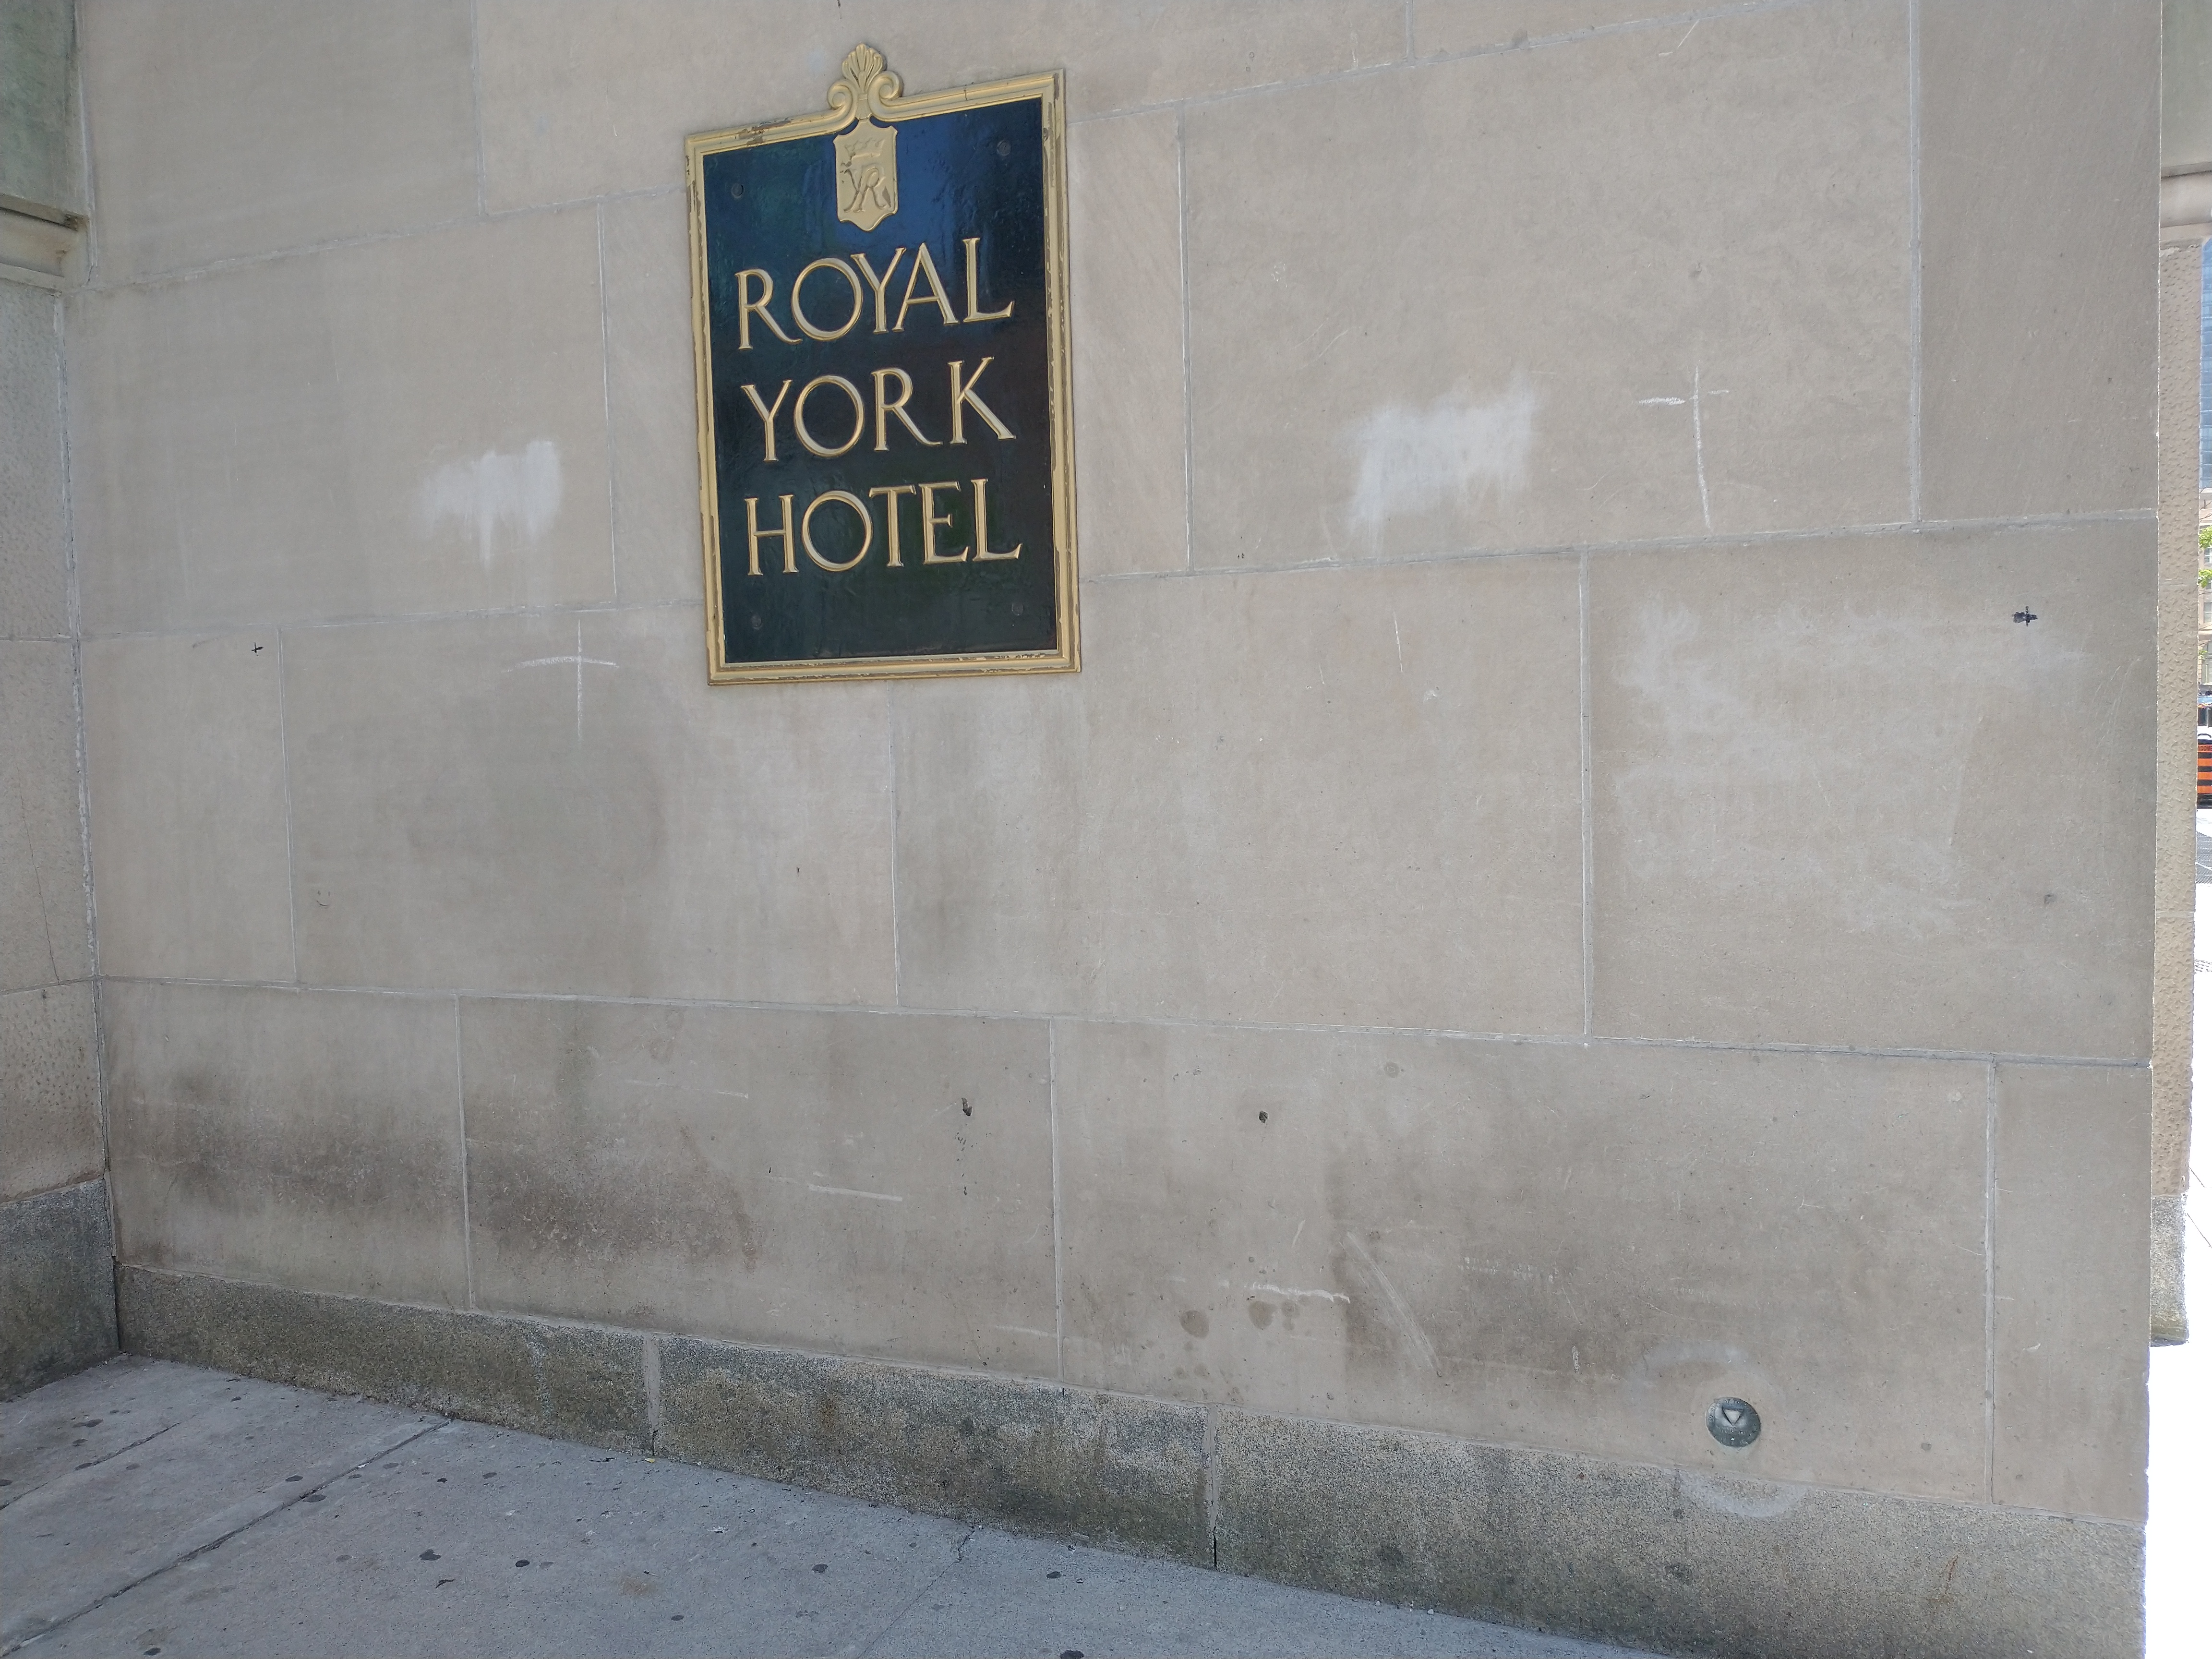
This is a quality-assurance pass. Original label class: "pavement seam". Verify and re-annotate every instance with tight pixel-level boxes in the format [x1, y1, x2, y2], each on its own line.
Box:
[0, 1418, 187, 1512]
[0, 1416, 446, 1654]
[854, 1522, 983, 1658]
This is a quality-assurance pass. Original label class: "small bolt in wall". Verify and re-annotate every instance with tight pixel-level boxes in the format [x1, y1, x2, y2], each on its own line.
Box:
[1707, 1397, 1761, 1448]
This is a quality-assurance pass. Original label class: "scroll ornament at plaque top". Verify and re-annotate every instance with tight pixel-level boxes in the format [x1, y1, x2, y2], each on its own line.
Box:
[830, 44, 903, 230]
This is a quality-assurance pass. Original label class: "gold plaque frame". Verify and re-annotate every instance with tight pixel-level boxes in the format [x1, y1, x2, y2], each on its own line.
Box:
[684, 49, 1079, 684]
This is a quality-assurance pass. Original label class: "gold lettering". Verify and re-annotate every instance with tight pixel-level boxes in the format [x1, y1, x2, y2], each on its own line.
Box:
[739, 380, 791, 462]
[970, 477, 1020, 560]
[918, 480, 967, 563]
[894, 243, 957, 330]
[802, 489, 874, 572]
[734, 268, 798, 349]
[871, 367, 940, 451]
[868, 484, 917, 567]
[850, 248, 908, 334]
[947, 359, 1015, 444]
[743, 493, 796, 576]
[790, 258, 865, 341]
[793, 374, 866, 457]
[962, 237, 1015, 322]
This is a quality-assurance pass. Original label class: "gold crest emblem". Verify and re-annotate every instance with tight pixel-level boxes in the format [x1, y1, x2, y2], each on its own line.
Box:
[830, 46, 900, 230]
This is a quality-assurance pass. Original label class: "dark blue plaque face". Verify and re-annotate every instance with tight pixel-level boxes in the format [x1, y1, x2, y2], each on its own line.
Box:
[686, 48, 1076, 682]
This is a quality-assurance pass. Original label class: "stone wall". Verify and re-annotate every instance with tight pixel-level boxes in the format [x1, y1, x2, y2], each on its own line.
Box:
[0, 0, 112, 1407]
[1, 0, 111, 1398]
[63, 3, 2159, 1652]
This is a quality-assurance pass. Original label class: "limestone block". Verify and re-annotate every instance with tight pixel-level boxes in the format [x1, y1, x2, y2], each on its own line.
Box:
[1993, 1062, 2150, 1524]
[476, 0, 1407, 214]
[78, 0, 476, 280]
[104, 981, 469, 1309]
[1070, 108, 1188, 579]
[70, 209, 612, 635]
[601, 190, 701, 607]
[458, 997, 1055, 1375]
[81, 632, 293, 985]
[1411, 1, 1703, 57]
[0, 283, 68, 641]
[1589, 519, 2153, 1057]
[0, 982, 100, 1201]
[0, 640, 91, 991]
[1184, 0, 1910, 570]
[0, 0, 84, 219]
[1056, 1020, 1989, 1503]
[283, 606, 894, 1004]
[894, 556, 1583, 1032]
[1919, 0, 2159, 519]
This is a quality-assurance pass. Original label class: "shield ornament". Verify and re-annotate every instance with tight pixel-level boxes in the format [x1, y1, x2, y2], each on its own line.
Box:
[836, 119, 897, 229]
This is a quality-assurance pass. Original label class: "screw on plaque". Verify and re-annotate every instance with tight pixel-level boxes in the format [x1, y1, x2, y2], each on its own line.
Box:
[1707, 1397, 1760, 1448]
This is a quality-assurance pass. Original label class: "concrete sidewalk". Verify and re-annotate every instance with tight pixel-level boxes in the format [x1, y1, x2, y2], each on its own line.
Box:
[2, 1357, 1642, 1658]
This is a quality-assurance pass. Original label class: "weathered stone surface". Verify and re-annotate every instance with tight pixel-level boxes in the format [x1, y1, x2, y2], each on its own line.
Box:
[0, 982, 100, 1202]
[1069, 107, 1189, 578]
[460, 997, 1055, 1374]
[1185, 0, 1910, 569]
[1057, 1021, 1989, 1502]
[117, 1266, 649, 1455]
[81, 633, 294, 984]
[0, 282, 68, 641]
[476, 0, 1407, 212]
[0, 1178, 116, 1398]
[599, 188, 700, 607]
[1919, 0, 2159, 518]
[658, 1335, 1210, 1562]
[895, 557, 1583, 1032]
[0, 640, 91, 993]
[78, 0, 476, 279]
[283, 607, 893, 1003]
[70, 209, 612, 634]
[1993, 1063, 2150, 1523]
[2151, 1193, 2188, 1346]
[105, 981, 469, 1309]
[1410, 1, 1694, 57]
[1589, 520, 2154, 1057]
[0, 0, 82, 217]
[1214, 1408, 2143, 1659]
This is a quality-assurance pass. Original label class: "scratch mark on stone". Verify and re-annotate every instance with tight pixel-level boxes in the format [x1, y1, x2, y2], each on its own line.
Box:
[1248, 1282, 1349, 1305]
[1339, 1232, 1441, 1374]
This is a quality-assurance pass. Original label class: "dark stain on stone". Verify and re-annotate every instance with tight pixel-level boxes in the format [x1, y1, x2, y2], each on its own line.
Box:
[1247, 1301, 1274, 1330]
[1179, 1310, 1209, 1338]
[468, 1003, 763, 1278]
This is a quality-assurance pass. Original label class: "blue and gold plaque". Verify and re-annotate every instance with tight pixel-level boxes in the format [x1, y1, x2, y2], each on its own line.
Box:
[686, 46, 1077, 682]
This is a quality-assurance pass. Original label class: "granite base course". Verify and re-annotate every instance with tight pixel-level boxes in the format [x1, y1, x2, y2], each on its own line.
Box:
[115, 1265, 2140, 1658]
[0, 1178, 116, 1398]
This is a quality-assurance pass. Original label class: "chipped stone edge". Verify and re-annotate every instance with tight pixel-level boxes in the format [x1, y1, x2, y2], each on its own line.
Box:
[0, 1177, 118, 1398]
[115, 1266, 2140, 1658]
[2151, 1193, 2189, 1346]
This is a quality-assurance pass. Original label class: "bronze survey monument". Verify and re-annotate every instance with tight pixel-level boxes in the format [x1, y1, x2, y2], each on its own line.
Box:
[686, 46, 1078, 682]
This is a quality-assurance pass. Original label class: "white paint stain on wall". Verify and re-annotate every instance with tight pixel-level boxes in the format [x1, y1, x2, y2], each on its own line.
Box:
[417, 439, 563, 564]
[1345, 375, 1539, 539]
